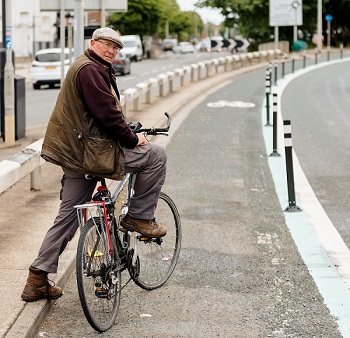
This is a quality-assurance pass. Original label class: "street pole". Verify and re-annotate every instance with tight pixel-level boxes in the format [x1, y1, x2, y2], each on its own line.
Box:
[4, 0, 15, 146]
[101, 0, 106, 27]
[327, 20, 330, 49]
[292, 1, 299, 43]
[274, 26, 279, 50]
[60, 0, 65, 84]
[2, 0, 5, 46]
[74, 0, 84, 60]
[317, 0, 322, 51]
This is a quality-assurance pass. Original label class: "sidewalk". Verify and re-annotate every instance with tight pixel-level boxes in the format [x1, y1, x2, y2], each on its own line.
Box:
[0, 61, 269, 338]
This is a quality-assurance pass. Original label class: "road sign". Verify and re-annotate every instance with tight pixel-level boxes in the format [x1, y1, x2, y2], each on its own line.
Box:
[39, 0, 127, 11]
[210, 39, 223, 50]
[222, 39, 237, 51]
[325, 14, 333, 22]
[270, 0, 303, 26]
[234, 38, 250, 51]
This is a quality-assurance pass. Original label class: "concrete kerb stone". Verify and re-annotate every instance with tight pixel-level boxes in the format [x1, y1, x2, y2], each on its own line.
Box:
[203, 60, 212, 77]
[135, 82, 149, 104]
[123, 87, 139, 111]
[157, 73, 168, 97]
[144, 78, 158, 104]
[166, 71, 175, 92]
[197, 62, 205, 80]
[135, 81, 148, 94]
[182, 65, 191, 74]
[190, 64, 199, 82]
[174, 68, 185, 86]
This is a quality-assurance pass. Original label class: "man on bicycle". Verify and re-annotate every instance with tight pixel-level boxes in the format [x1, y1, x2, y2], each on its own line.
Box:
[21, 27, 167, 302]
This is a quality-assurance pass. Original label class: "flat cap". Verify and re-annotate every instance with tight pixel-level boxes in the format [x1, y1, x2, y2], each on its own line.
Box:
[92, 27, 124, 49]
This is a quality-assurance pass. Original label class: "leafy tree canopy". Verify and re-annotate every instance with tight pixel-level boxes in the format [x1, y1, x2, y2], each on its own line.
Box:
[196, 0, 350, 46]
[109, 0, 204, 41]
[109, 0, 177, 38]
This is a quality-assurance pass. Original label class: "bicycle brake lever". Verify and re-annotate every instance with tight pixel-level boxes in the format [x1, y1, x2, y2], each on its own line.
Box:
[129, 121, 142, 132]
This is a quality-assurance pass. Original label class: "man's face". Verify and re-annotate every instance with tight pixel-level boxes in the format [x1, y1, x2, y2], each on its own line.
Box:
[90, 39, 120, 63]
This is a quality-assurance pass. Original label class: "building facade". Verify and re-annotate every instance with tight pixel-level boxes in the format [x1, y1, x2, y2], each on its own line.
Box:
[0, 0, 104, 59]
[1, 0, 57, 58]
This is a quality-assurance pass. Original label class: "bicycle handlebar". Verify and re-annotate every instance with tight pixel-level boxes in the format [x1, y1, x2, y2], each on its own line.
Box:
[129, 112, 171, 136]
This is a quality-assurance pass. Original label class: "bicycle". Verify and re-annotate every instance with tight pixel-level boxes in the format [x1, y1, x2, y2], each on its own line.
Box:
[74, 112, 181, 332]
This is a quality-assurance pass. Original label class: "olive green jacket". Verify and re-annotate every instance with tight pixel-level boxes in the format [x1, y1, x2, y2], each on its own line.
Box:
[41, 51, 125, 180]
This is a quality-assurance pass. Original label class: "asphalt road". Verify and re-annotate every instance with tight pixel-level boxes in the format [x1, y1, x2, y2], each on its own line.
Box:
[33, 67, 345, 337]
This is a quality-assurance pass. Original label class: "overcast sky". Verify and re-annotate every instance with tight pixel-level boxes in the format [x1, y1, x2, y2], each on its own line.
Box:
[176, 0, 224, 26]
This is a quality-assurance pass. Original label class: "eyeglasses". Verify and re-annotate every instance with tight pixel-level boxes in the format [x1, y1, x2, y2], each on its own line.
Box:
[95, 40, 120, 53]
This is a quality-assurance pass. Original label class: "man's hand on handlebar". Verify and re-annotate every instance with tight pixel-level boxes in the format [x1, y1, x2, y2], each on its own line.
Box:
[137, 133, 148, 146]
[129, 113, 171, 142]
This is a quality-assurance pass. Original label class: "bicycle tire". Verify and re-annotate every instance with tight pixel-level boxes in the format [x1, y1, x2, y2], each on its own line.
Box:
[129, 192, 181, 290]
[76, 217, 121, 332]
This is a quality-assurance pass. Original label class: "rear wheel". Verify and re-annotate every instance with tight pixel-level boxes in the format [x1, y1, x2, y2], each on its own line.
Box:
[76, 217, 121, 332]
[129, 192, 181, 290]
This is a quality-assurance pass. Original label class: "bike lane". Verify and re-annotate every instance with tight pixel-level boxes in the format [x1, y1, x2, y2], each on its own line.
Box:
[263, 58, 350, 337]
[30, 65, 346, 337]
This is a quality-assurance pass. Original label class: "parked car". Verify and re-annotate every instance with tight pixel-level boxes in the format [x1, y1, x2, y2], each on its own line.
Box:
[196, 39, 211, 52]
[120, 35, 143, 62]
[162, 38, 177, 51]
[173, 42, 195, 54]
[31, 48, 73, 89]
[112, 52, 131, 75]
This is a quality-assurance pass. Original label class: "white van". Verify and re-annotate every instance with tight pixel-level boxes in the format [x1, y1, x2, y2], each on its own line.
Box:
[120, 35, 143, 62]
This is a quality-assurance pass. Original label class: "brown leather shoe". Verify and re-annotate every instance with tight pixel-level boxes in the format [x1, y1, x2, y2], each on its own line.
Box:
[120, 214, 167, 238]
[21, 266, 62, 302]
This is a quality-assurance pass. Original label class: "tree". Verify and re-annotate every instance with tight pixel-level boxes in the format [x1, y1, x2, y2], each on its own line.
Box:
[168, 11, 204, 41]
[108, 0, 172, 38]
[109, 0, 204, 41]
[196, 0, 350, 48]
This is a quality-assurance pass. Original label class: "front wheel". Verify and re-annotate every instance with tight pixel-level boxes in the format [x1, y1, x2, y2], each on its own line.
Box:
[129, 192, 181, 290]
[76, 217, 121, 332]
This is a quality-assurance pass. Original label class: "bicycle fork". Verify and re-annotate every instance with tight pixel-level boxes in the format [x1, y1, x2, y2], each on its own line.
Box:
[119, 173, 137, 218]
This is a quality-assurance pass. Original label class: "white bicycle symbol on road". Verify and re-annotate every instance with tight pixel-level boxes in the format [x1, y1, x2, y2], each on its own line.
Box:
[207, 100, 256, 108]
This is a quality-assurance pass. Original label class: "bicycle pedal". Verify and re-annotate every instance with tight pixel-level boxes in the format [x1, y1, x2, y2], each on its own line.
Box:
[139, 236, 150, 241]
[95, 287, 108, 298]
[138, 236, 163, 245]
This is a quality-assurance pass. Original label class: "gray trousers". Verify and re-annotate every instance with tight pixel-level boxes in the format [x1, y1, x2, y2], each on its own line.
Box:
[32, 143, 166, 273]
